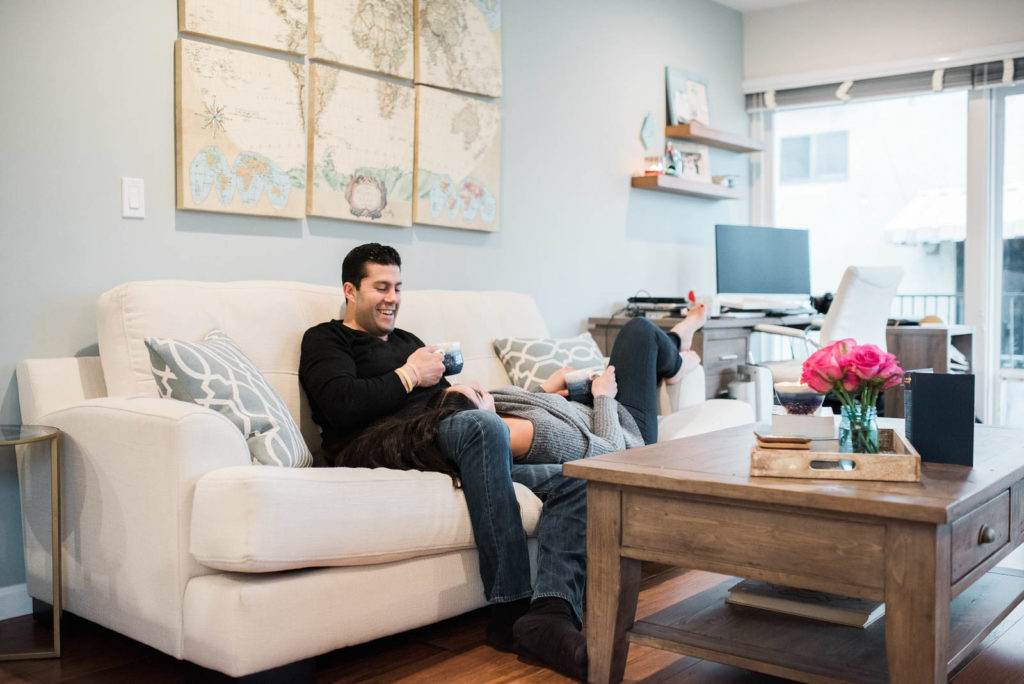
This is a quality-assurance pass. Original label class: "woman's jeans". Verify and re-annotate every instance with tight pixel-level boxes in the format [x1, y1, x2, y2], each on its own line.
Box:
[437, 409, 587, 622]
[609, 316, 684, 444]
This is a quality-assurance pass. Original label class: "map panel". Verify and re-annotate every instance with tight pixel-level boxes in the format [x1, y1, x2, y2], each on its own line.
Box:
[176, 38, 307, 218]
[311, 0, 414, 79]
[308, 64, 414, 226]
[415, 0, 501, 97]
[179, 0, 308, 55]
[414, 85, 500, 231]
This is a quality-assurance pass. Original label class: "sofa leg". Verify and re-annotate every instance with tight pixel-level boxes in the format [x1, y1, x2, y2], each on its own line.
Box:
[183, 658, 315, 683]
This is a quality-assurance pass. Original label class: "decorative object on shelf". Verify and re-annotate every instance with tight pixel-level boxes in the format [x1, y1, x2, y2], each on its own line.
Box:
[643, 155, 664, 176]
[179, 0, 308, 55]
[640, 112, 655, 150]
[665, 67, 710, 126]
[307, 63, 414, 226]
[667, 141, 711, 183]
[414, 85, 501, 231]
[800, 339, 905, 454]
[663, 143, 682, 176]
[713, 174, 738, 187]
[175, 38, 307, 218]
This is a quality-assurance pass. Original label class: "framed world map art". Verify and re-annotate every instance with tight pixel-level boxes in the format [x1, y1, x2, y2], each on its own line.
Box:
[415, 0, 501, 97]
[307, 64, 415, 226]
[178, 0, 308, 55]
[175, 38, 307, 218]
[414, 85, 500, 231]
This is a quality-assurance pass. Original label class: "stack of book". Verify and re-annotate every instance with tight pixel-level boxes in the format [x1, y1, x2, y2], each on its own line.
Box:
[725, 580, 885, 628]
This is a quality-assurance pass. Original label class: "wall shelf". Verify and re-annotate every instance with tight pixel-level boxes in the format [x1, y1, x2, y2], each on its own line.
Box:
[631, 174, 741, 200]
[665, 122, 763, 153]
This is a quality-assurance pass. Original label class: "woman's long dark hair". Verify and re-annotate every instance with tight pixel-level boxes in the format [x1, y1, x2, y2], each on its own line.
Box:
[333, 388, 476, 486]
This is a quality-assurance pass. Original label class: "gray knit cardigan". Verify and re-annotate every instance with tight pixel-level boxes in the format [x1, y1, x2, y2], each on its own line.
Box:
[490, 386, 644, 464]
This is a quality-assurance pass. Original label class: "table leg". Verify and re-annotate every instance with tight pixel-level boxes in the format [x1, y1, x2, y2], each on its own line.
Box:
[884, 520, 950, 683]
[586, 483, 641, 684]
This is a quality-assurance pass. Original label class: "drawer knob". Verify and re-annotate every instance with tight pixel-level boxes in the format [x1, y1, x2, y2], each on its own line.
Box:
[978, 525, 997, 544]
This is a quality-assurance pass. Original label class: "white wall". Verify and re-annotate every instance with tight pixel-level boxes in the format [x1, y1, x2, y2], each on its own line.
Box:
[0, 1, 747, 587]
[744, 0, 1024, 89]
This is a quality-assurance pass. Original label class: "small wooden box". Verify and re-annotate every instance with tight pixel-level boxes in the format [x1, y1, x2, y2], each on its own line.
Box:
[750, 429, 921, 482]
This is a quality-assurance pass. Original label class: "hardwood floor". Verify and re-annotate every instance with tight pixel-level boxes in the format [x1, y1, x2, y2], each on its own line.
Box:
[2, 550, 1023, 683]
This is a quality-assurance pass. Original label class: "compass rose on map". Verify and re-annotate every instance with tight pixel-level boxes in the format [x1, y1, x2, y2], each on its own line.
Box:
[199, 97, 227, 137]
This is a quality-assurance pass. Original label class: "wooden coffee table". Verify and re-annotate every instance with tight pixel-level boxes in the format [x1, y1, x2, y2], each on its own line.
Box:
[562, 422, 1024, 684]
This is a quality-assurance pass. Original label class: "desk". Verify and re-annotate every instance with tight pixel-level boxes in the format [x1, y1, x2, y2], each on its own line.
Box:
[884, 325, 975, 418]
[564, 421, 1024, 683]
[588, 314, 819, 399]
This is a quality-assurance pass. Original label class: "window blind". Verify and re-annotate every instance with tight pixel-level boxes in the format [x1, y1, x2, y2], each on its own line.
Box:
[746, 56, 1023, 112]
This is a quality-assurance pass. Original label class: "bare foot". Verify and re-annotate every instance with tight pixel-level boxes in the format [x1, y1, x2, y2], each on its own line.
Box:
[670, 303, 707, 351]
[665, 350, 701, 385]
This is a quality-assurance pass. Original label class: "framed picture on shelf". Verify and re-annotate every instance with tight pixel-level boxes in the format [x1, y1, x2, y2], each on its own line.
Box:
[665, 67, 710, 126]
[668, 141, 711, 183]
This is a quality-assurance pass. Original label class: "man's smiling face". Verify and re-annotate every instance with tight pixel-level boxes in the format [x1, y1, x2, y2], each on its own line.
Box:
[343, 262, 402, 339]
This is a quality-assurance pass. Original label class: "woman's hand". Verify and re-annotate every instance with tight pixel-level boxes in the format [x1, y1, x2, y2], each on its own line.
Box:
[591, 365, 618, 398]
[540, 366, 575, 396]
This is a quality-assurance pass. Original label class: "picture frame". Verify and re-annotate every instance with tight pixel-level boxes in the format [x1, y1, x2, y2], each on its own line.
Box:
[665, 67, 711, 126]
[668, 141, 712, 183]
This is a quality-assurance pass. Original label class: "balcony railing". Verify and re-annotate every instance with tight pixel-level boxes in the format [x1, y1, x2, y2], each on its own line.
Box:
[892, 293, 963, 325]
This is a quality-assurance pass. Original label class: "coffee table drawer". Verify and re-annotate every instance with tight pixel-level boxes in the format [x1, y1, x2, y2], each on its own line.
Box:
[621, 491, 886, 593]
[951, 490, 1010, 582]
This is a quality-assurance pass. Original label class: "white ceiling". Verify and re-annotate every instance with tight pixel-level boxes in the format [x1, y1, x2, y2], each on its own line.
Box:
[713, 0, 815, 13]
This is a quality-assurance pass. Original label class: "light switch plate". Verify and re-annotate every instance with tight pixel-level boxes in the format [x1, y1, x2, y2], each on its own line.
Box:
[121, 177, 145, 218]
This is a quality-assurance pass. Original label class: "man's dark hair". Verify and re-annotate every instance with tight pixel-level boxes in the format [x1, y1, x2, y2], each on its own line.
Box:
[341, 243, 402, 289]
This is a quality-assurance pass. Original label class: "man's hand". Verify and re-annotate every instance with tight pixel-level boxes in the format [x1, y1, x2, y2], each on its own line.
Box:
[591, 365, 618, 398]
[405, 346, 445, 387]
[539, 366, 576, 396]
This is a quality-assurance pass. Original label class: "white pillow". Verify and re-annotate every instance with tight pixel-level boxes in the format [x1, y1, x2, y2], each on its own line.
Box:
[146, 329, 312, 467]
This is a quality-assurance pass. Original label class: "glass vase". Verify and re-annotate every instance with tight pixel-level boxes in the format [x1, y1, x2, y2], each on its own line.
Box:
[839, 404, 879, 454]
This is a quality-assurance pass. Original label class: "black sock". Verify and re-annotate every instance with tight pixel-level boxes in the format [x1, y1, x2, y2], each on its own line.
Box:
[486, 597, 530, 651]
[512, 597, 587, 681]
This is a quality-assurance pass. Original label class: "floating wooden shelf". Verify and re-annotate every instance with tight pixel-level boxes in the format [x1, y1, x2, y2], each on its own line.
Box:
[665, 121, 763, 153]
[631, 174, 742, 200]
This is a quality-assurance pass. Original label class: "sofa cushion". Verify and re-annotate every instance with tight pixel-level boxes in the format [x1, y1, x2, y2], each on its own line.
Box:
[492, 333, 605, 390]
[189, 466, 543, 572]
[147, 330, 312, 467]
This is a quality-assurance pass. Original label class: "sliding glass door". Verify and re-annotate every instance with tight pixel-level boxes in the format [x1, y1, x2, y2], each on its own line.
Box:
[771, 92, 967, 322]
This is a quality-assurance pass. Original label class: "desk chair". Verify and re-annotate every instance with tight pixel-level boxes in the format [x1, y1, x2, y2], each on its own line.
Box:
[753, 265, 904, 384]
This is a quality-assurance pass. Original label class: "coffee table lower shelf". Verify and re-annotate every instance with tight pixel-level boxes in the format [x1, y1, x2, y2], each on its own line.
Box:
[628, 568, 1024, 684]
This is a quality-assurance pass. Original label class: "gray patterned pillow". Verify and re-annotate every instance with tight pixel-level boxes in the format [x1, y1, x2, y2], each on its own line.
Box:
[492, 333, 606, 390]
[146, 329, 312, 467]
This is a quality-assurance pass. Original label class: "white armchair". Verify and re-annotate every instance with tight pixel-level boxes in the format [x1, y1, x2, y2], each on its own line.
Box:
[753, 266, 904, 383]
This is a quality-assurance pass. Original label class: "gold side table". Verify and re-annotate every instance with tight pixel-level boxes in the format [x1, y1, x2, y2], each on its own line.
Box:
[0, 424, 61, 660]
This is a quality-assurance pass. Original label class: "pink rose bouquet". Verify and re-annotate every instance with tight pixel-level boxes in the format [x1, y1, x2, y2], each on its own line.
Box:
[800, 339, 904, 452]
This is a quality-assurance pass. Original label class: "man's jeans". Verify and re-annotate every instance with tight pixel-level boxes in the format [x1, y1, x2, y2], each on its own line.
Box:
[437, 410, 587, 622]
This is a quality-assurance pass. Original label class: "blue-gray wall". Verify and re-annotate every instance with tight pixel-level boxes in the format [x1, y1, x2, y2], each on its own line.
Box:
[0, 0, 747, 589]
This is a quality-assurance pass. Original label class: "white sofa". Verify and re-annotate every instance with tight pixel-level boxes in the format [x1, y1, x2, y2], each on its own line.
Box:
[15, 280, 752, 677]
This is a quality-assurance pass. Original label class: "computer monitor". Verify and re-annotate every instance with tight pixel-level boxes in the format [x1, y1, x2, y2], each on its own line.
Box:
[714, 224, 811, 311]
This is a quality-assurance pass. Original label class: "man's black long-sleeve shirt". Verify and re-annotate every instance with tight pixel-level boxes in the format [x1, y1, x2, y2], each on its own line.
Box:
[299, 320, 450, 463]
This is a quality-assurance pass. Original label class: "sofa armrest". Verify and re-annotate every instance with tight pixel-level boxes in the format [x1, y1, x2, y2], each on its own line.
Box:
[658, 364, 706, 414]
[18, 397, 250, 658]
[657, 399, 755, 442]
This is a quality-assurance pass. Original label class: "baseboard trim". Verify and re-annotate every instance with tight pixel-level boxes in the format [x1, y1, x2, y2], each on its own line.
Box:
[0, 583, 33, 620]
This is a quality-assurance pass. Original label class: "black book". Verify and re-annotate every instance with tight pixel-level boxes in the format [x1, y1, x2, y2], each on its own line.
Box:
[904, 371, 975, 467]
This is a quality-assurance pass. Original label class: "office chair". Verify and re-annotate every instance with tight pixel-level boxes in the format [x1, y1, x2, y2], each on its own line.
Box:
[752, 265, 904, 384]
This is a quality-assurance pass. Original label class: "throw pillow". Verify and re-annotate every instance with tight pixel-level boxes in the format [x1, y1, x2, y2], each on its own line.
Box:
[146, 329, 313, 467]
[492, 333, 606, 390]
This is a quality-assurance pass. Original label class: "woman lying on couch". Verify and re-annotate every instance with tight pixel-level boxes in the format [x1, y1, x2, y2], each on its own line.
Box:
[336, 305, 706, 478]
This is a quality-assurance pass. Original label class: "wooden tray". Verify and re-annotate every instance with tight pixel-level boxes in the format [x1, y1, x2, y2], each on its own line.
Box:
[750, 429, 921, 482]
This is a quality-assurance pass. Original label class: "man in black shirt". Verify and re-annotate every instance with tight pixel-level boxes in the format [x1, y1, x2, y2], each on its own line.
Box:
[300, 244, 588, 681]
